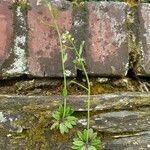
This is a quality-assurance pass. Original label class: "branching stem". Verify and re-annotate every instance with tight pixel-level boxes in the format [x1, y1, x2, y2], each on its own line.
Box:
[69, 38, 91, 143]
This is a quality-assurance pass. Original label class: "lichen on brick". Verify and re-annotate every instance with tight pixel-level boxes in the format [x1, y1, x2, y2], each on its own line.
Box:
[2, 5, 28, 77]
[111, 17, 126, 48]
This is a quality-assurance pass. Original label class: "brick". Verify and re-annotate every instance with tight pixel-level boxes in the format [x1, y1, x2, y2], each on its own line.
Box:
[136, 4, 150, 76]
[0, 3, 13, 76]
[85, 2, 128, 76]
[27, 1, 76, 77]
[0, 0, 14, 5]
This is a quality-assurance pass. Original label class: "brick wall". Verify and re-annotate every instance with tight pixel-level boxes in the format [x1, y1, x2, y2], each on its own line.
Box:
[0, 0, 150, 78]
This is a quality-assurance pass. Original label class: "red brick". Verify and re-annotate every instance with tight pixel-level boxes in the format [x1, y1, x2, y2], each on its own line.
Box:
[85, 2, 128, 76]
[27, 2, 76, 77]
[0, 3, 13, 73]
[137, 4, 150, 76]
[0, 0, 14, 5]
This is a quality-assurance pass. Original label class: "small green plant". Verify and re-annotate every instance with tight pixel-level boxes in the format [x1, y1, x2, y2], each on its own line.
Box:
[62, 32, 101, 150]
[51, 105, 77, 134]
[41, 0, 77, 134]
[72, 129, 101, 150]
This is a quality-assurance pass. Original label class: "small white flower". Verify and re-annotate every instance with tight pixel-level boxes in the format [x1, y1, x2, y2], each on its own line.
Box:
[147, 144, 150, 148]
[65, 70, 71, 77]
[7, 134, 12, 137]
[36, 0, 42, 5]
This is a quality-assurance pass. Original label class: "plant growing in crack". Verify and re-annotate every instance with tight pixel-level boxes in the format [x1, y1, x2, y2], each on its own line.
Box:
[62, 31, 101, 150]
[40, 0, 77, 134]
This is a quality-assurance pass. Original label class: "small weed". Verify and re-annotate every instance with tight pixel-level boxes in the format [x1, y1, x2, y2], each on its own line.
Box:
[40, 0, 77, 134]
[51, 105, 77, 134]
[72, 129, 101, 150]
[62, 32, 101, 149]
[39, 1, 101, 149]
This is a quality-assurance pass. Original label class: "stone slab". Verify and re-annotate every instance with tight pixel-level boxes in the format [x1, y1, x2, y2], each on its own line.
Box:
[0, 92, 149, 111]
[0, 93, 150, 149]
[27, 1, 76, 77]
[85, 2, 128, 76]
[137, 4, 150, 76]
[0, 92, 150, 132]
[92, 109, 150, 133]
[103, 131, 150, 150]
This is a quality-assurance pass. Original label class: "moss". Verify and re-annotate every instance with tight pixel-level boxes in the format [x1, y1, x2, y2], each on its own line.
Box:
[25, 115, 49, 150]
[127, 5, 140, 71]
[16, 0, 28, 10]
[8, 104, 51, 149]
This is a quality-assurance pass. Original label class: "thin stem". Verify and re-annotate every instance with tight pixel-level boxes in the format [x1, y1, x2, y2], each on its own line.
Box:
[69, 39, 80, 57]
[69, 35, 91, 143]
[47, 3, 67, 118]
[70, 80, 88, 91]
[81, 63, 90, 143]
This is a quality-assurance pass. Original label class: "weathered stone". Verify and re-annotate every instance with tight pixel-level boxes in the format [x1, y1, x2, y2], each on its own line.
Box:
[0, 93, 150, 149]
[0, 92, 149, 111]
[15, 79, 60, 92]
[0, 2, 13, 78]
[0, 137, 26, 150]
[91, 109, 150, 133]
[0, 92, 150, 132]
[85, 2, 128, 76]
[27, 1, 76, 77]
[103, 131, 150, 150]
[136, 4, 150, 76]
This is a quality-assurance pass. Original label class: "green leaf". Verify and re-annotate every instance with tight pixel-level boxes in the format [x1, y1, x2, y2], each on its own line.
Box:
[63, 53, 68, 63]
[72, 128, 101, 150]
[77, 131, 84, 141]
[52, 7, 58, 19]
[91, 140, 101, 148]
[65, 121, 73, 129]
[88, 128, 94, 139]
[73, 140, 84, 146]
[59, 123, 68, 134]
[58, 105, 64, 114]
[65, 106, 73, 116]
[88, 146, 97, 150]
[68, 116, 77, 120]
[52, 111, 60, 120]
[71, 145, 79, 149]
[83, 129, 87, 140]
[62, 88, 68, 97]
[81, 146, 86, 150]
[67, 116, 77, 124]
[59, 123, 65, 134]
[73, 58, 85, 70]
[79, 41, 85, 57]
[50, 122, 59, 130]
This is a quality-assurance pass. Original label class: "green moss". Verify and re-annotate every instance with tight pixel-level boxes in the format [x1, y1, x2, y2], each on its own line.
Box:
[127, 6, 140, 70]
[9, 108, 50, 149]
[16, 0, 28, 10]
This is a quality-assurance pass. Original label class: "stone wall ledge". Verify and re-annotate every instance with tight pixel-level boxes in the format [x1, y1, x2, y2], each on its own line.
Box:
[0, 92, 150, 149]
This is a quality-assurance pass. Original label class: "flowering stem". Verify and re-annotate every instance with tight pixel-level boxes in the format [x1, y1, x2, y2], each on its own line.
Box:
[69, 38, 91, 143]
[81, 63, 91, 143]
[47, 2, 67, 118]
